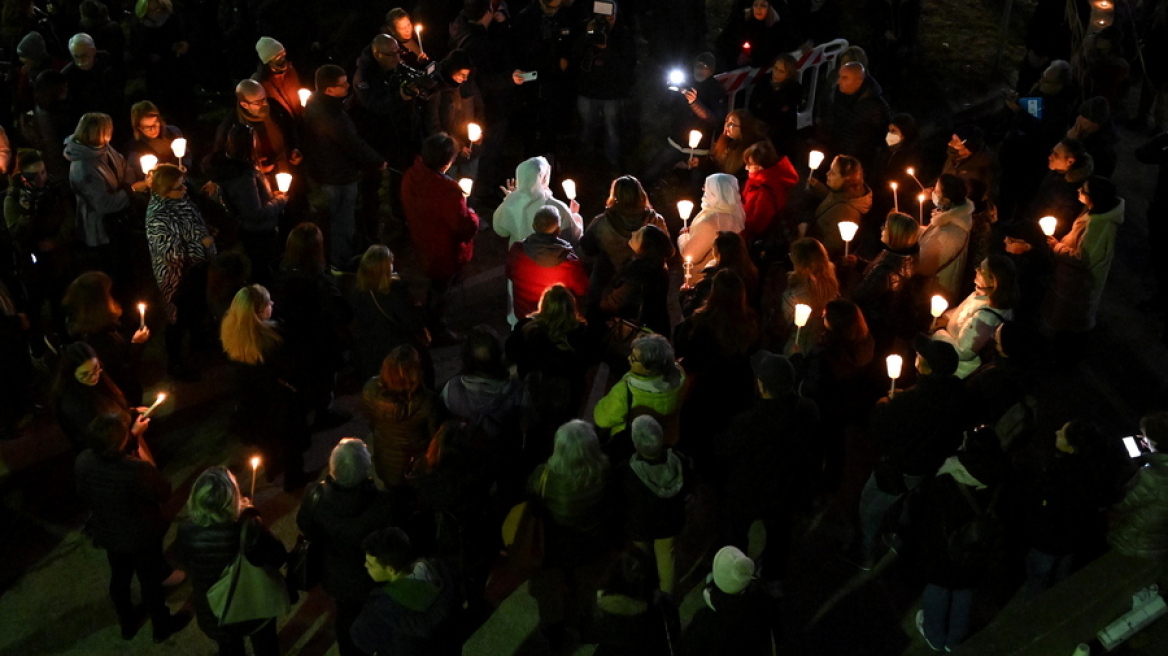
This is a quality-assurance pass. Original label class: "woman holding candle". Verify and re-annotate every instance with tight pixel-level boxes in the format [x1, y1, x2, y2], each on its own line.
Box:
[778, 238, 839, 353]
[679, 173, 746, 273]
[124, 101, 186, 180]
[716, 0, 795, 69]
[145, 163, 216, 381]
[930, 254, 1018, 379]
[600, 224, 674, 338]
[581, 175, 668, 308]
[805, 155, 873, 259]
[220, 284, 311, 490]
[740, 139, 799, 246]
[852, 212, 927, 351]
[681, 230, 760, 316]
[177, 466, 287, 656]
[53, 341, 142, 452]
[62, 271, 150, 404]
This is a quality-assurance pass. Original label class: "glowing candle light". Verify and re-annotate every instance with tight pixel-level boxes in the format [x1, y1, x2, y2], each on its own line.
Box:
[890, 181, 899, 212]
[808, 150, 825, 171]
[688, 130, 702, 150]
[561, 179, 576, 200]
[838, 221, 859, 257]
[170, 138, 187, 159]
[918, 192, 927, 223]
[415, 24, 424, 54]
[298, 89, 311, 107]
[142, 392, 167, 419]
[458, 178, 473, 196]
[743, 42, 751, 52]
[684, 255, 693, 287]
[139, 154, 158, 174]
[677, 199, 694, 230]
[886, 354, 903, 398]
[249, 456, 261, 499]
[931, 295, 949, 318]
[276, 173, 292, 193]
[793, 303, 812, 347]
[1039, 216, 1058, 237]
[906, 167, 925, 190]
[467, 122, 482, 143]
[137, 302, 146, 329]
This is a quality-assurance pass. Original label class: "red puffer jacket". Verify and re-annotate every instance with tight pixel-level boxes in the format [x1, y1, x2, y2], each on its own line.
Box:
[741, 156, 799, 244]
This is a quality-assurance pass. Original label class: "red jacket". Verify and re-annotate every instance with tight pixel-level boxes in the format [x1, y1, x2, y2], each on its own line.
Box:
[741, 156, 799, 243]
[402, 157, 479, 280]
[506, 234, 589, 318]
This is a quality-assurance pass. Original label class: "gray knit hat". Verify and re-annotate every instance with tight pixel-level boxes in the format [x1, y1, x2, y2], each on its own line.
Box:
[17, 32, 47, 60]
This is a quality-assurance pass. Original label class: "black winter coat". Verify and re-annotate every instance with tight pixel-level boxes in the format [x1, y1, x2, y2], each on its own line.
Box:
[75, 449, 170, 552]
[302, 93, 383, 185]
[824, 76, 890, 167]
[869, 373, 968, 480]
[296, 477, 396, 601]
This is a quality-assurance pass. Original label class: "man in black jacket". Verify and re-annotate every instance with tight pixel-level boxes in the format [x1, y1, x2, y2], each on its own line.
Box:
[714, 350, 819, 589]
[853, 336, 967, 568]
[303, 64, 386, 269]
[75, 412, 191, 641]
[824, 62, 890, 171]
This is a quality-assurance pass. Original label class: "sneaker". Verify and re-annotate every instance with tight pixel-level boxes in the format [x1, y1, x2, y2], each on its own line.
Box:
[152, 610, 192, 643]
[915, 609, 941, 651]
[161, 569, 186, 588]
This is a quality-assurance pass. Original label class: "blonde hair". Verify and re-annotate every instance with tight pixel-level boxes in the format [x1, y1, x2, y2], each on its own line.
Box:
[186, 466, 243, 526]
[789, 238, 839, 307]
[73, 113, 113, 147]
[220, 285, 281, 364]
[356, 245, 395, 293]
[883, 212, 920, 250]
[149, 163, 183, 196]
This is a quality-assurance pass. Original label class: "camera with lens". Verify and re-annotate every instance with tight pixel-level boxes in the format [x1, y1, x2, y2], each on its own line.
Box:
[587, 0, 614, 45]
[397, 63, 440, 100]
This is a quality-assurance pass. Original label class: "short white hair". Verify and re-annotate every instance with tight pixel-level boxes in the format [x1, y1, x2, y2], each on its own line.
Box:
[330, 438, 372, 488]
[631, 415, 664, 458]
[69, 33, 96, 51]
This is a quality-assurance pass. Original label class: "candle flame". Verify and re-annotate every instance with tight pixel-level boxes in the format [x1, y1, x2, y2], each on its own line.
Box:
[838, 221, 859, 242]
[917, 193, 926, 203]
[808, 150, 825, 170]
[794, 303, 812, 327]
[1039, 216, 1058, 237]
[415, 24, 422, 34]
[155, 392, 167, 404]
[467, 122, 482, 143]
[677, 199, 694, 220]
[170, 138, 187, 158]
[907, 167, 915, 176]
[138, 302, 146, 314]
[688, 130, 702, 149]
[930, 295, 949, 318]
[561, 179, 576, 200]
[139, 154, 158, 174]
[298, 89, 311, 107]
[250, 456, 261, 469]
[276, 172, 293, 193]
[890, 181, 898, 191]
[886, 354, 903, 379]
[458, 178, 473, 196]
[743, 42, 751, 49]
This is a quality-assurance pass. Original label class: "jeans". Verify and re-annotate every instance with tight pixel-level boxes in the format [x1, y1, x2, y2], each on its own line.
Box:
[321, 182, 359, 268]
[577, 96, 621, 167]
[1025, 548, 1074, 597]
[106, 542, 170, 628]
[921, 584, 973, 650]
[858, 471, 926, 561]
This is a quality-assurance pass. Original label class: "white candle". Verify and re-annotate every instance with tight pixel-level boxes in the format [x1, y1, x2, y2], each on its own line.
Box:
[890, 181, 899, 212]
[458, 178, 473, 196]
[808, 150, 825, 171]
[276, 173, 292, 193]
[688, 130, 702, 150]
[931, 295, 949, 318]
[684, 255, 693, 286]
[141, 392, 167, 419]
[139, 154, 158, 174]
[170, 138, 187, 159]
[137, 302, 146, 329]
[467, 122, 482, 143]
[298, 88, 311, 107]
[562, 179, 576, 200]
[677, 199, 694, 230]
[415, 24, 424, 54]
[1039, 216, 1058, 237]
[917, 193, 926, 223]
[886, 354, 903, 398]
[838, 221, 858, 257]
[794, 303, 812, 327]
[249, 455, 261, 499]
[906, 167, 925, 190]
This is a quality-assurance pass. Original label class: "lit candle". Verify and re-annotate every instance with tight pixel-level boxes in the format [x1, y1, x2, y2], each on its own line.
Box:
[298, 88, 311, 107]
[249, 455, 261, 499]
[141, 391, 167, 419]
[931, 295, 949, 318]
[809, 150, 825, 171]
[906, 167, 925, 190]
[886, 354, 903, 398]
[170, 138, 187, 159]
[562, 179, 576, 201]
[139, 154, 158, 175]
[684, 255, 693, 287]
[742, 42, 751, 55]
[1097, 0, 1111, 7]
[137, 302, 146, 329]
[415, 24, 424, 54]
[838, 221, 859, 257]
[890, 181, 899, 212]
[276, 173, 292, 193]
[467, 122, 482, 144]
[677, 199, 694, 230]
[793, 303, 812, 347]
[458, 178, 473, 196]
[917, 193, 926, 224]
[687, 130, 702, 170]
[1039, 216, 1058, 237]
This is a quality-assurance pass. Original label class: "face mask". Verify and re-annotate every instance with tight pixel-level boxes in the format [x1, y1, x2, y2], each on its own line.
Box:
[931, 190, 943, 207]
[885, 131, 902, 147]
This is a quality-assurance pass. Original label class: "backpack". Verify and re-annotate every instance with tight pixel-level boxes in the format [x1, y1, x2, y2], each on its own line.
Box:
[947, 482, 1005, 571]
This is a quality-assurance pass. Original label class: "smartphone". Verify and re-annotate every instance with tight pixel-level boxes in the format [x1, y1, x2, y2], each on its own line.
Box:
[1123, 435, 1156, 458]
[519, 71, 538, 82]
[593, 0, 615, 15]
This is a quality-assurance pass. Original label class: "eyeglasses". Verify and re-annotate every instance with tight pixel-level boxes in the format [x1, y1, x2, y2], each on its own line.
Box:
[727, 123, 741, 129]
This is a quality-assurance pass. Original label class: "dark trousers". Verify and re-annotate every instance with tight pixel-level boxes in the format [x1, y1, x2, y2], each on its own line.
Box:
[240, 230, 280, 289]
[106, 541, 170, 628]
[334, 596, 365, 656]
[216, 617, 279, 656]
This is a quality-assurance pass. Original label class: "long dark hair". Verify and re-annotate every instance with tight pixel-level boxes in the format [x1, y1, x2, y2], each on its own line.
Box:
[693, 270, 759, 356]
[283, 222, 326, 273]
[713, 231, 759, 294]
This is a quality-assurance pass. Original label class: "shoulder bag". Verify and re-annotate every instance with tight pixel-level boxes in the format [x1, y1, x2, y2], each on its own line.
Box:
[207, 519, 291, 625]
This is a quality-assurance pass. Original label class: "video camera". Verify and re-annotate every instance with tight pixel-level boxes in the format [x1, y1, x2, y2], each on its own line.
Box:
[397, 62, 439, 100]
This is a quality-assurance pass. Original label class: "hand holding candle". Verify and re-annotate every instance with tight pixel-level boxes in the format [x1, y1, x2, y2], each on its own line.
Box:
[170, 138, 187, 159]
[930, 294, 949, 318]
[467, 122, 482, 144]
[886, 354, 903, 398]
[139, 154, 158, 175]
[141, 392, 167, 419]
[138, 302, 147, 329]
[298, 88, 311, 107]
[458, 178, 473, 197]
[562, 179, 576, 201]
[276, 172, 292, 193]
[838, 221, 859, 257]
[249, 455, 261, 499]
[1039, 216, 1058, 237]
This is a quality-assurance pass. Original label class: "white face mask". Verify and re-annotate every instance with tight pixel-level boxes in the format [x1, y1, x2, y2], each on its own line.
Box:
[885, 131, 902, 147]
[931, 190, 943, 207]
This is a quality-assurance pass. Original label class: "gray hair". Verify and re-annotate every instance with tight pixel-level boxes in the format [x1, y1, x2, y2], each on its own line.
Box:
[186, 466, 243, 527]
[632, 334, 681, 386]
[631, 415, 664, 459]
[69, 33, 96, 51]
[547, 420, 609, 489]
[330, 438, 372, 487]
[1045, 60, 1072, 84]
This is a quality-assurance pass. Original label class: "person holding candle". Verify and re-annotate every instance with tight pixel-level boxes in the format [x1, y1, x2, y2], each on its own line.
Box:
[940, 126, 995, 215]
[124, 101, 186, 181]
[580, 175, 666, 307]
[385, 8, 430, 67]
[715, 0, 794, 70]
[177, 466, 287, 655]
[681, 230, 760, 316]
[741, 139, 799, 246]
[804, 154, 873, 259]
[705, 110, 767, 185]
[75, 411, 192, 642]
[852, 212, 926, 351]
[778, 237, 839, 353]
[212, 79, 301, 184]
[252, 37, 306, 123]
[930, 254, 1018, 379]
[679, 173, 745, 273]
[62, 271, 151, 404]
[1039, 176, 1124, 334]
[917, 174, 974, 300]
[494, 155, 582, 250]
[54, 341, 142, 452]
[425, 50, 486, 180]
[144, 163, 216, 380]
[597, 224, 674, 338]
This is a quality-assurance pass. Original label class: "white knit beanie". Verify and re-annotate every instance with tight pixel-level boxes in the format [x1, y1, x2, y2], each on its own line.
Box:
[712, 546, 754, 595]
[256, 37, 284, 64]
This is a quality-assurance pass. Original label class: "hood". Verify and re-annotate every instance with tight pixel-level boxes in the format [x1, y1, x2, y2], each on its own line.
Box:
[827, 184, 874, 215]
[17, 31, 47, 60]
[457, 374, 512, 396]
[630, 450, 684, 498]
[596, 592, 648, 616]
[63, 136, 107, 162]
[602, 207, 656, 236]
[385, 562, 441, 613]
[931, 201, 974, 231]
[515, 157, 549, 196]
[1090, 198, 1125, 226]
[522, 232, 574, 265]
[748, 156, 800, 190]
[626, 370, 683, 395]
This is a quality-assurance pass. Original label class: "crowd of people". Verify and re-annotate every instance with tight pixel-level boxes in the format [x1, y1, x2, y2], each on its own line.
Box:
[3, 0, 1168, 654]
